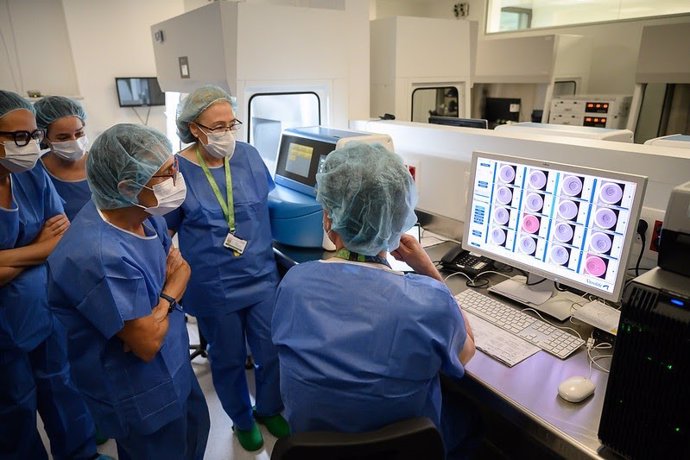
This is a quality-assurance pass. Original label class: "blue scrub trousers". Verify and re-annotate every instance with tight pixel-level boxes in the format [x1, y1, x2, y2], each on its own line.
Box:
[115, 375, 210, 460]
[0, 320, 96, 460]
[197, 294, 282, 430]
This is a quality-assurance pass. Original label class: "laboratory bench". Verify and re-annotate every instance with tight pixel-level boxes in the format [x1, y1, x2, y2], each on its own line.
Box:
[273, 239, 622, 459]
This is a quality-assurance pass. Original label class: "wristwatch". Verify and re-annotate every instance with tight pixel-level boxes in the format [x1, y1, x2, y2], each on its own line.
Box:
[159, 292, 178, 314]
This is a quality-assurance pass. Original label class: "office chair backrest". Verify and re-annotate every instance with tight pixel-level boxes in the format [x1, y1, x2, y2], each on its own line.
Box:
[270, 417, 444, 460]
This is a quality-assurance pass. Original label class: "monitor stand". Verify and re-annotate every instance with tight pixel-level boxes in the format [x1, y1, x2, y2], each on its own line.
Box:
[488, 273, 582, 321]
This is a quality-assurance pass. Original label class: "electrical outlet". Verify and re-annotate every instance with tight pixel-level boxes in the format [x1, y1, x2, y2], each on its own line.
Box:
[635, 206, 665, 268]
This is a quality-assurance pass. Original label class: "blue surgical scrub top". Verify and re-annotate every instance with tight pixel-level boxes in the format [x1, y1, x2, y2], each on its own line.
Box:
[272, 260, 468, 433]
[164, 142, 278, 316]
[0, 167, 64, 354]
[37, 160, 91, 221]
[47, 201, 193, 437]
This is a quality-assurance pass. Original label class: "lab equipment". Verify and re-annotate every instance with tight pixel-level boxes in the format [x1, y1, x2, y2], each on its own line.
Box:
[370, 16, 472, 122]
[428, 116, 488, 129]
[658, 180, 690, 277]
[599, 267, 690, 459]
[627, 23, 690, 143]
[495, 122, 633, 143]
[549, 95, 631, 129]
[462, 151, 647, 319]
[455, 290, 584, 359]
[115, 77, 165, 107]
[557, 376, 595, 403]
[268, 127, 394, 249]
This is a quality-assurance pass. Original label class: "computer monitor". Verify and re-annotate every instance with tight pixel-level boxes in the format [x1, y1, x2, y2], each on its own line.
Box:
[462, 151, 647, 311]
[428, 116, 488, 129]
[115, 77, 165, 107]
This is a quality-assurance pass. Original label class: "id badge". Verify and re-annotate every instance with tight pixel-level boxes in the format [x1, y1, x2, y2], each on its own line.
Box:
[223, 232, 247, 255]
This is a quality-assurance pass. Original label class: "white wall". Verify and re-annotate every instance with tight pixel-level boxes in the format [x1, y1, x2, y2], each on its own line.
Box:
[61, 0, 184, 140]
[0, 0, 80, 97]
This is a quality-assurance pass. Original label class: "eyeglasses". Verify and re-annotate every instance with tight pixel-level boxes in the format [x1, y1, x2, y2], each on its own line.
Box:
[195, 119, 243, 133]
[151, 157, 180, 185]
[0, 129, 45, 147]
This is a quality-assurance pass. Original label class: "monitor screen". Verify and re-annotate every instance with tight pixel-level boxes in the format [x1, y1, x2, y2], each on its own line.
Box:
[115, 77, 165, 107]
[463, 151, 647, 302]
[274, 134, 335, 196]
[428, 116, 488, 129]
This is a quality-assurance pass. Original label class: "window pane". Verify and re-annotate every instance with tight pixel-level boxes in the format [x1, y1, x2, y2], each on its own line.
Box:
[248, 93, 320, 172]
[488, 0, 690, 33]
[411, 87, 459, 123]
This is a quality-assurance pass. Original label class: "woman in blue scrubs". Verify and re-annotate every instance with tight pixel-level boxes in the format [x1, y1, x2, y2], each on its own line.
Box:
[272, 143, 477, 458]
[47, 123, 209, 460]
[167, 85, 287, 451]
[0, 90, 103, 459]
[34, 96, 91, 221]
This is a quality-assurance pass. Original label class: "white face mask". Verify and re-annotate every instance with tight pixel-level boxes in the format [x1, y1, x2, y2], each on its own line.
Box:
[51, 135, 89, 161]
[138, 173, 187, 216]
[201, 130, 236, 160]
[0, 140, 43, 173]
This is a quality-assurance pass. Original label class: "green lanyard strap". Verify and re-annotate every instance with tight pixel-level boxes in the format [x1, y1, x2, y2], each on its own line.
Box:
[195, 146, 235, 232]
[334, 248, 391, 269]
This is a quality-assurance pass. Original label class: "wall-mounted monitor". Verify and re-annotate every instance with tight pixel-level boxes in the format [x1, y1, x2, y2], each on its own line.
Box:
[428, 115, 488, 129]
[115, 77, 165, 107]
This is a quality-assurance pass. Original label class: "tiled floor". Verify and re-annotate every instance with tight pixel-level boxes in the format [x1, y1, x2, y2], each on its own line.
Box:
[39, 318, 278, 459]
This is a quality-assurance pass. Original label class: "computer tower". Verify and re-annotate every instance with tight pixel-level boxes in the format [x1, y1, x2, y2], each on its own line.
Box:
[599, 267, 690, 458]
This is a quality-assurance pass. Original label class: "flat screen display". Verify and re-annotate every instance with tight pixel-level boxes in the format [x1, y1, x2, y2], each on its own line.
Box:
[274, 134, 337, 196]
[115, 77, 165, 107]
[463, 151, 647, 301]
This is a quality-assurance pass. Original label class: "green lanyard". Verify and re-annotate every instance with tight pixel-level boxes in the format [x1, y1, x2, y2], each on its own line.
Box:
[334, 248, 391, 269]
[195, 146, 235, 232]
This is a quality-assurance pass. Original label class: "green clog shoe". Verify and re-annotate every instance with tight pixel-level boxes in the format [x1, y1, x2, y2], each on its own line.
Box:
[254, 409, 290, 438]
[234, 422, 264, 451]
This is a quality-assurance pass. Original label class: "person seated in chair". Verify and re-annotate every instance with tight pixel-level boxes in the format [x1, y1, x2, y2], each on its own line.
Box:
[272, 143, 476, 458]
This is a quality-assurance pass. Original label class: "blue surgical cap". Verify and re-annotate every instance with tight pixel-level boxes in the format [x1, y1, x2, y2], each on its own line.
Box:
[0, 90, 35, 119]
[176, 85, 233, 144]
[34, 96, 86, 130]
[87, 123, 172, 210]
[316, 143, 418, 256]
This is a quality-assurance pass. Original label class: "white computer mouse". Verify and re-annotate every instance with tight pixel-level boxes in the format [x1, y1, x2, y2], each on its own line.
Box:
[558, 376, 596, 403]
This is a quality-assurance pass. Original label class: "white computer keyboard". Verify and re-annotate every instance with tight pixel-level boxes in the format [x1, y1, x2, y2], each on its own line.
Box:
[455, 289, 585, 359]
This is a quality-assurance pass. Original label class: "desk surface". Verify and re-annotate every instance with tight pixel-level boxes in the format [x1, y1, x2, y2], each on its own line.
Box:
[274, 240, 615, 460]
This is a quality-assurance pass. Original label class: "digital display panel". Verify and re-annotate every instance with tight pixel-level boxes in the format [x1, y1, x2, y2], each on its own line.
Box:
[464, 152, 646, 300]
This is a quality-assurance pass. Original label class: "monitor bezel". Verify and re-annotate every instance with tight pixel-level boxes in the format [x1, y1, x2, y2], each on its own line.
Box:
[462, 150, 647, 303]
[274, 133, 336, 197]
[115, 77, 165, 108]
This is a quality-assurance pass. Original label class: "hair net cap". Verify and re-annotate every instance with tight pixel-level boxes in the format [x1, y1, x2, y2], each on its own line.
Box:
[34, 96, 86, 130]
[176, 85, 234, 144]
[316, 142, 418, 256]
[0, 90, 35, 119]
[87, 123, 172, 210]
